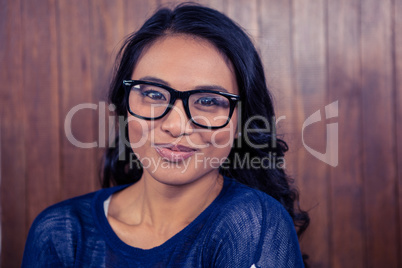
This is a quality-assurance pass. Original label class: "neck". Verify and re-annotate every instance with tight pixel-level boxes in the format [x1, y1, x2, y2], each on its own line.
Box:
[112, 171, 224, 232]
[145, 173, 222, 225]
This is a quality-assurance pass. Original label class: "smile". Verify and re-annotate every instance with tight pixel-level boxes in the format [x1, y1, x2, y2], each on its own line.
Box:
[154, 144, 197, 162]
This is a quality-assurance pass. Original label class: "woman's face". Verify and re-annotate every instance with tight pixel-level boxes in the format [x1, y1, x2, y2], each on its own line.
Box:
[128, 35, 238, 186]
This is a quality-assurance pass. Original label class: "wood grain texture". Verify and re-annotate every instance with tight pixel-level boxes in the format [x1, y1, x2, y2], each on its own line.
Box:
[327, 0, 366, 267]
[21, 0, 62, 229]
[201, 0, 226, 12]
[124, 0, 161, 45]
[90, 0, 128, 181]
[361, 0, 399, 267]
[291, 0, 330, 267]
[0, 0, 26, 266]
[57, 0, 97, 200]
[256, 0, 299, 182]
[91, 0, 126, 104]
[226, 0, 259, 38]
[394, 0, 402, 267]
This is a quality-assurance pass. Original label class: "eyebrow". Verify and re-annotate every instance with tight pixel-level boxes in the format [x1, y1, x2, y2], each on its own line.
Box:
[137, 76, 230, 93]
[138, 76, 169, 86]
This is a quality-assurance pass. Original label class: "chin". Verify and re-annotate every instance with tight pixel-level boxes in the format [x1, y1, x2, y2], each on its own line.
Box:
[147, 165, 217, 187]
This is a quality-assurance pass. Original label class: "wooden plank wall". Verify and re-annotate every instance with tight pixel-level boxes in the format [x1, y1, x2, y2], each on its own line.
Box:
[0, 0, 401, 267]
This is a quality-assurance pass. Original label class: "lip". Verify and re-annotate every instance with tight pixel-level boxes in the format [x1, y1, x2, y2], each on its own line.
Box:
[154, 143, 197, 162]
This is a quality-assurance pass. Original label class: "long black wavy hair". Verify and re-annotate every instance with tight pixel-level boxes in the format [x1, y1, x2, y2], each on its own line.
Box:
[102, 2, 309, 262]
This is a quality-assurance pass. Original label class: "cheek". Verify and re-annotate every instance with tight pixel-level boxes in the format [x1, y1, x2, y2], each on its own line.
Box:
[202, 121, 237, 158]
[210, 114, 238, 146]
[210, 129, 234, 148]
[127, 116, 151, 151]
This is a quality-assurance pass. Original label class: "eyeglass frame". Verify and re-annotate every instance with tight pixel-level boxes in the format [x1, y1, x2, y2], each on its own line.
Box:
[123, 80, 241, 129]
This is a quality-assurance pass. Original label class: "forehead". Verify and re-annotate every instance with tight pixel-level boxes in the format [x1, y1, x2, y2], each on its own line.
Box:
[132, 34, 238, 94]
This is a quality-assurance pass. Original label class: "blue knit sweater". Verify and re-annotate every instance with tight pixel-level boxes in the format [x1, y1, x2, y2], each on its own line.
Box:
[22, 177, 304, 267]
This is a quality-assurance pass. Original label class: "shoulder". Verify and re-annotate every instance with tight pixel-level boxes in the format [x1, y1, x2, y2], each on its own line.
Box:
[24, 190, 104, 250]
[22, 191, 97, 267]
[206, 178, 294, 242]
[30, 191, 98, 233]
[28, 185, 127, 234]
[217, 178, 293, 227]
[22, 187, 122, 267]
[203, 178, 303, 267]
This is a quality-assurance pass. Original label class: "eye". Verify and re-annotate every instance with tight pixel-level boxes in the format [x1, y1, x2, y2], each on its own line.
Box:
[196, 97, 219, 106]
[194, 96, 229, 108]
[141, 90, 167, 101]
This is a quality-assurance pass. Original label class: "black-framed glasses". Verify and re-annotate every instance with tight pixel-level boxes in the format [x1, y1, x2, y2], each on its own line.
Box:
[123, 80, 240, 129]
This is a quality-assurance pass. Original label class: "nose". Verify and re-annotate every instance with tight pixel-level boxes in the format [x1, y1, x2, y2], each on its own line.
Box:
[160, 100, 194, 137]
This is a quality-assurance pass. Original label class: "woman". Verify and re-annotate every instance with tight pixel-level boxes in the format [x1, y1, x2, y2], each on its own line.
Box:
[23, 3, 309, 267]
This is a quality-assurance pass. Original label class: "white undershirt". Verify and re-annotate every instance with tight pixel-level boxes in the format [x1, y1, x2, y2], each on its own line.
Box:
[103, 196, 112, 217]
